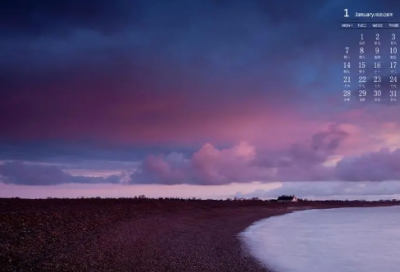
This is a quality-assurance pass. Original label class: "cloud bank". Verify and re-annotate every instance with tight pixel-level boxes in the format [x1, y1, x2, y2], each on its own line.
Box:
[1, 124, 399, 186]
[130, 125, 400, 185]
[0, 162, 121, 185]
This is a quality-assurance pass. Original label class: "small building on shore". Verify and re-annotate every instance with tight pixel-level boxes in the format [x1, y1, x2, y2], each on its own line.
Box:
[277, 195, 298, 202]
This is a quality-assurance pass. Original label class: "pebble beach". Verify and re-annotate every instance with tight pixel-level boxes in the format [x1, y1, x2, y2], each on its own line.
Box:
[0, 198, 398, 272]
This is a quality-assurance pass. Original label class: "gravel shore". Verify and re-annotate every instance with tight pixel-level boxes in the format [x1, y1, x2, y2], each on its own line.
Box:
[1, 198, 398, 272]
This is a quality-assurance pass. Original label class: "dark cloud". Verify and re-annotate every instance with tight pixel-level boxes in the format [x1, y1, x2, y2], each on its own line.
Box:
[0, 141, 196, 162]
[336, 148, 400, 181]
[0, 0, 344, 78]
[311, 124, 348, 151]
[0, 162, 121, 185]
[255, 0, 329, 25]
[0, 0, 357, 141]
[0, 0, 140, 38]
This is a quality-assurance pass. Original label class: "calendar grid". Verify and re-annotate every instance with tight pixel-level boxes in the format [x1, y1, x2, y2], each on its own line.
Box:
[342, 10, 398, 103]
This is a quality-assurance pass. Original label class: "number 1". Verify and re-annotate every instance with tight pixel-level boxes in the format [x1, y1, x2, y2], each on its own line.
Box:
[344, 9, 349, 17]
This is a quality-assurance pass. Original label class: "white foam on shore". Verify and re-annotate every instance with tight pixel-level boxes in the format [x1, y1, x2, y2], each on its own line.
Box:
[239, 206, 400, 272]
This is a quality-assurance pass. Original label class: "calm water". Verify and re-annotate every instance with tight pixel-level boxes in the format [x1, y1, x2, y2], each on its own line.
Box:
[240, 206, 400, 272]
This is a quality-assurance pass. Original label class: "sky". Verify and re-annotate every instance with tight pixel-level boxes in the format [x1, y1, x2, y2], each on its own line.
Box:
[1, 0, 400, 199]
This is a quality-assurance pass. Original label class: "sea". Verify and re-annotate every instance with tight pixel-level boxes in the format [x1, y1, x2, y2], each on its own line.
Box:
[240, 206, 400, 272]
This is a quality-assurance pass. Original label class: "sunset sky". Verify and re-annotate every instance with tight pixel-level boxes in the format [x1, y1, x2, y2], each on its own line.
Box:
[1, 0, 400, 199]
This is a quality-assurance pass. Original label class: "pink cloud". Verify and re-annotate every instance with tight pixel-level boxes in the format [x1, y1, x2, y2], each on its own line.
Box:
[131, 141, 271, 185]
[190, 141, 264, 184]
[130, 125, 347, 184]
[140, 152, 191, 185]
[131, 124, 400, 184]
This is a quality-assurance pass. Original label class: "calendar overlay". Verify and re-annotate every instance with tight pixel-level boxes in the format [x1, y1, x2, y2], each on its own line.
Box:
[341, 11, 399, 103]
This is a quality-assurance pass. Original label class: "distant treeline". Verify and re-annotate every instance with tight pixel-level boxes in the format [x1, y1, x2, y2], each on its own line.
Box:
[5, 195, 400, 202]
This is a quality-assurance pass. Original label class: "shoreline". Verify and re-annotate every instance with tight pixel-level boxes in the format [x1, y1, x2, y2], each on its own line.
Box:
[239, 203, 400, 272]
[1, 198, 399, 272]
